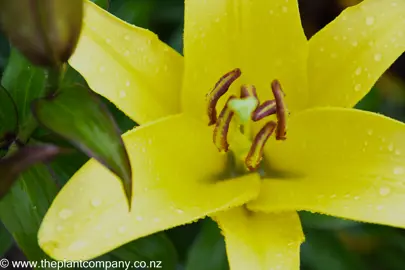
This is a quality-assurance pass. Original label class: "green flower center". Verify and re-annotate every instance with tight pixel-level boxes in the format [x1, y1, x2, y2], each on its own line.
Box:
[206, 68, 288, 171]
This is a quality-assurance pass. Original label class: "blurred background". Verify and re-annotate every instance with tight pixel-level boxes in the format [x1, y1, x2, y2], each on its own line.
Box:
[2, 0, 405, 269]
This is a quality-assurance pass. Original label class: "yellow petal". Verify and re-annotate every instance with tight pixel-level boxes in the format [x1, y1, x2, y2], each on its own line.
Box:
[308, 0, 405, 108]
[214, 208, 304, 270]
[182, 0, 308, 122]
[69, 0, 184, 124]
[38, 114, 260, 260]
[249, 108, 405, 228]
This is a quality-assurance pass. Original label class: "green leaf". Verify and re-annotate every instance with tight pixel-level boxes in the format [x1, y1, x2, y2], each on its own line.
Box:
[186, 219, 228, 270]
[0, 86, 18, 157]
[32, 84, 132, 205]
[300, 211, 359, 230]
[48, 149, 89, 185]
[0, 222, 12, 256]
[1, 49, 46, 140]
[99, 233, 178, 270]
[0, 164, 58, 263]
[0, 145, 64, 199]
[301, 229, 366, 270]
[91, 0, 110, 10]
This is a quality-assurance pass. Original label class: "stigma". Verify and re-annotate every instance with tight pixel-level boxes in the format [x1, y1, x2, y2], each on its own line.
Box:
[206, 69, 289, 171]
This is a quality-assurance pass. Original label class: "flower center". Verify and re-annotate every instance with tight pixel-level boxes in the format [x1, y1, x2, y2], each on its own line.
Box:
[206, 68, 288, 171]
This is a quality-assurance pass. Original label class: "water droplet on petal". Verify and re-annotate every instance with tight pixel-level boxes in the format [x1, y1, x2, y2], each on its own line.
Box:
[354, 196, 360, 200]
[119, 90, 126, 98]
[118, 226, 126, 234]
[394, 166, 405, 175]
[91, 198, 102, 208]
[354, 84, 361, 92]
[374, 53, 382, 62]
[56, 225, 64, 232]
[379, 186, 391, 196]
[366, 16, 375, 26]
[59, 209, 72, 220]
[395, 149, 401, 155]
[68, 241, 87, 251]
[376, 205, 384, 211]
[136, 216, 143, 221]
[388, 143, 394, 152]
[355, 67, 362, 76]
[125, 80, 131, 87]
[367, 129, 373, 136]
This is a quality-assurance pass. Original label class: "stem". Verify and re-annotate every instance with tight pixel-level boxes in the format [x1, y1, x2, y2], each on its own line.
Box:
[45, 64, 64, 96]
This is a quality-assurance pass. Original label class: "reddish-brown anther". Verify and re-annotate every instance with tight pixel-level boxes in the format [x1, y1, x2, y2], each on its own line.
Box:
[213, 96, 237, 152]
[207, 68, 241, 125]
[271, 80, 288, 140]
[245, 121, 277, 171]
[252, 100, 277, 121]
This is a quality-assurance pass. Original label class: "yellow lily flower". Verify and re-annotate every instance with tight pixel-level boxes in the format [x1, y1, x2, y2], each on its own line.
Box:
[39, 0, 405, 269]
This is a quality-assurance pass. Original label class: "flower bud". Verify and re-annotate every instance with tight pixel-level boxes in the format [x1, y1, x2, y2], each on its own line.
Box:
[0, 0, 83, 67]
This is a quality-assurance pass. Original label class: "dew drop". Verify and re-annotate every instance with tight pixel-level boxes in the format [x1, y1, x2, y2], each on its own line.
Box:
[367, 129, 373, 136]
[125, 80, 131, 87]
[176, 209, 184, 214]
[56, 225, 64, 232]
[105, 38, 112, 44]
[58, 209, 73, 220]
[351, 41, 358, 47]
[330, 194, 337, 199]
[136, 216, 143, 221]
[366, 16, 375, 26]
[376, 205, 384, 211]
[281, 6, 288, 13]
[99, 66, 106, 73]
[354, 196, 360, 200]
[374, 53, 382, 62]
[354, 84, 361, 92]
[379, 186, 391, 196]
[91, 198, 102, 208]
[124, 35, 130, 41]
[395, 149, 401, 155]
[118, 226, 126, 234]
[394, 166, 405, 175]
[68, 241, 87, 251]
[119, 90, 127, 98]
[355, 67, 362, 76]
[388, 143, 394, 152]
[153, 217, 161, 223]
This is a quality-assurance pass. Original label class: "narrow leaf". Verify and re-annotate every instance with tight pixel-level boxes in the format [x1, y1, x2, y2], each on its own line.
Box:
[186, 219, 228, 270]
[1, 49, 46, 138]
[0, 86, 18, 157]
[0, 145, 64, 199]
[91, 0, 110, 10]
[0, 222, 12, 257]
[101, 233, 178, 270]
[32, 84, 132, 205]
[0, 164, 58, 264]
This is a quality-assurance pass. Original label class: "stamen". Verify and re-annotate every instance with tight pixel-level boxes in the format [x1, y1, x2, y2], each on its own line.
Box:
[240, 84, 258, 100]
[207, 68, 241, 125]
[271, 80, 288, 140]
[245, 121, 277, 171]
[252, 100, 277, 121]
[213, 96, 237, 152]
